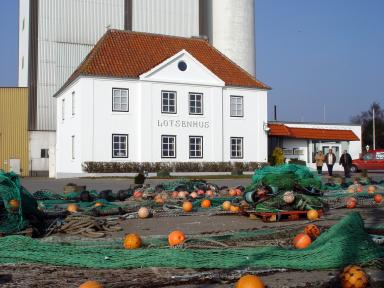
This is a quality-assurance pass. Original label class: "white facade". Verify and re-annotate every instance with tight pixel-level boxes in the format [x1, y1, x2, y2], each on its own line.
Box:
[55, 51, 268, 178]
[276, 122, 362, 172]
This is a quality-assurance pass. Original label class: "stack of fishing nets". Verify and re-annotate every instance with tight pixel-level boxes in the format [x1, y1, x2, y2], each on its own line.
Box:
[0, 171, 41, 234]
[0, 213, 383, 270]
[251, 164, 322, 191]
[245, 164, 327, 212]
[33, 188, 133, 217]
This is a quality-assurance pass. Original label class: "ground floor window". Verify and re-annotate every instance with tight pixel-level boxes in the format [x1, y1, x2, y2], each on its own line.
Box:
[71, 136, 75, 159]
[230, 137, 243, 159]
[41, 149, 49, 158]
[189, 136, 203, 158]
[162, 135, 176, 158]
[112, 134, 128, 158]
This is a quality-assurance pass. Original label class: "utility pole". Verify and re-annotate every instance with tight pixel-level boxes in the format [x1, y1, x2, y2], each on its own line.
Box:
[373, 107, 376, 150]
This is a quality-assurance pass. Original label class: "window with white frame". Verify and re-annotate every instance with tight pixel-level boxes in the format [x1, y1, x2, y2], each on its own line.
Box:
[189, 136, 203, 158]
[161, 91, 176, 113]
[62, 99, 65, 121]
[230, 137, 243, 159]
[161, 135, 176, 158]
[71, 135, 75, 159]
[230, 96, 243, 117]
[72, 91, 75, 115]
[189, 93, 203, 115]
[112, 88, 129, 112]
[112, 134, 128, 158]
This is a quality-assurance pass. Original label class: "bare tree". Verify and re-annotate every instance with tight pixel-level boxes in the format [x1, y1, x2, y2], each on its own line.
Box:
[351, 102, 384, 149]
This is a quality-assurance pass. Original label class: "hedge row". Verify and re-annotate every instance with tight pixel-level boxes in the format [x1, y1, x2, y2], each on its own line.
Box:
[82, 162, 268, 173]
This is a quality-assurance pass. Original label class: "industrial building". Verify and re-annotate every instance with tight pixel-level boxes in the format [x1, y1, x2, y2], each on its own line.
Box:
[18, 0, 257, 176]
[54, 30, 268, 178]
[0, 88, 29, 176]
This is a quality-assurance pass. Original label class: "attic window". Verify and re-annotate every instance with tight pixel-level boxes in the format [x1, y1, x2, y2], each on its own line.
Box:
[178, 61, 187, 71]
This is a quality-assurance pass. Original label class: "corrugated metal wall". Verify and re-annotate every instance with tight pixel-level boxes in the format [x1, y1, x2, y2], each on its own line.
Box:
[32, 0, 200, 131]
[0, 88, 29, 176]
[36, 0, 125, 130]
[132, 0, 199, 37]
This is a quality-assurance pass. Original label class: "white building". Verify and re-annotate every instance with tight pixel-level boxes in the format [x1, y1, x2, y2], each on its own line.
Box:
[19, 0, 256, 176]
[54, 30, 269, 178]
[268, 121, 362, 171]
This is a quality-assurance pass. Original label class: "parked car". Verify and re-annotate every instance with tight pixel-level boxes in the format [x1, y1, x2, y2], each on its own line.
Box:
[351, 149, 384, 172]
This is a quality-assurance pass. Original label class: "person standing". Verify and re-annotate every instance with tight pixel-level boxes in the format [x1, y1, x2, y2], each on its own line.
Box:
[314, 151, 325, 175]
[339, 150, 352, 178]
[325, 149, 336, 176]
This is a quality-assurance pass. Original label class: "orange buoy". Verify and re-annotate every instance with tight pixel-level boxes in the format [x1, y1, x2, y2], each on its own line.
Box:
[201, 199, 211, 208]
[123, 233, 142, 249]
[229, 189, 237, 197]
[236, 274, 265, 288]
[94, 202, 103, 207]
[168, 230, 186, 246]
[307, 209, 319, 221]
[230, 205, 241, 213]
[182, 201, 193, 212]
[222, 201, 231, 211]
[8, 199, 20, 211]
[367, 185, 376, 194]
[346, 197, 357, 209]
[293, 233, 312, 249]
[79, 280, 103, 288]
[304, 224, 321, 239]
[67, 203, 79, 213]
[340, 265, 368, 288]
[374, 194, 382, 204]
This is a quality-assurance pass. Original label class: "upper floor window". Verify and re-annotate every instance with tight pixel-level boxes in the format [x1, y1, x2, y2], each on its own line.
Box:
[230, 96, 243, 117]
[189, 93, 203, 115]
[161, 91, 177, 114]
[230, 137, 243, 159]
[22, 18, 25, 31]
[71, 91, 75, 115]
[112, 88, 129, 112]
[112, 134, 128, 158]
[161, 135, 176, 158]
[189, 136, 203, 158]
[62, 99, 65, 121]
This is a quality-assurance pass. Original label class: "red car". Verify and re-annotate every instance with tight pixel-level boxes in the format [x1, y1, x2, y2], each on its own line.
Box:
[351, 149, 384, 172]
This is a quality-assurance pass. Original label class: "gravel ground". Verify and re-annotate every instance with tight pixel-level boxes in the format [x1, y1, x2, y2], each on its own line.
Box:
[1, 207, 383, 287]
[3, 173, 382, 287]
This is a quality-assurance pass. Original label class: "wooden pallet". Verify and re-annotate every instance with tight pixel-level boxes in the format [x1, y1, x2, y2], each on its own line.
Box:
[248, 209, 324, 222]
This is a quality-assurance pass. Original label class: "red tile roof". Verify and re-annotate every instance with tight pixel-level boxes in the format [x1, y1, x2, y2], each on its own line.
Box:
[268, 123, 359, 141]
[56, 30, 270, 96]
[268, 123, 291, 136]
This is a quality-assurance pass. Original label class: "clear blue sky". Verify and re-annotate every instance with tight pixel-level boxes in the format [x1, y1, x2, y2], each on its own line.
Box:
[0, 0, 383, 123]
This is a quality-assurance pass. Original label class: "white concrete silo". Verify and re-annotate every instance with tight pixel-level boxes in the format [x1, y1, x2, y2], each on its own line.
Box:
[208, 0, 256, 77]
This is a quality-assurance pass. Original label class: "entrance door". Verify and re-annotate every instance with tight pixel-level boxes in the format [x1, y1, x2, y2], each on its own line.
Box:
[320, 144, 340, 162]
[9, 159, 21, 175]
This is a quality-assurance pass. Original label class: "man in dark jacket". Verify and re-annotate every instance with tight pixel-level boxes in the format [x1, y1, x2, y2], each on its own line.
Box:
[325, 149, 337, 176]
[339, 150, 352, 178]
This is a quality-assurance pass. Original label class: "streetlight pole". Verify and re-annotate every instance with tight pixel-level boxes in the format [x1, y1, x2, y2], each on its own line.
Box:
[373, 107, 376, 150]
